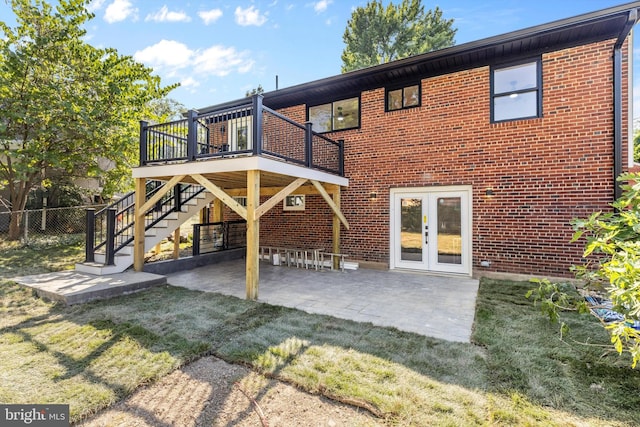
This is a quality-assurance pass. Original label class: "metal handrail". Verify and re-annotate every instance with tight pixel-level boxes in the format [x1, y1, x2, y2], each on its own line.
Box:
[85, 180, 206, 263]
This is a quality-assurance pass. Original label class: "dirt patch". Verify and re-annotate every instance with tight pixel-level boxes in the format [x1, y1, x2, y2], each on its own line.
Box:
[78, 356, 381, 426]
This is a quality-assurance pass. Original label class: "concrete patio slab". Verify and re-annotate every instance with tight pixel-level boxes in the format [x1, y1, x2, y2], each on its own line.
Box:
[166, 259, 479, 342]
[12, 270, 166, 305]
[10, 259, 479, 342]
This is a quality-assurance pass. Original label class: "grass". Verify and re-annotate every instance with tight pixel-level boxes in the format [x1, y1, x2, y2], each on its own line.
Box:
[0, 235, 85, 278]
[1, 244, 639, 425]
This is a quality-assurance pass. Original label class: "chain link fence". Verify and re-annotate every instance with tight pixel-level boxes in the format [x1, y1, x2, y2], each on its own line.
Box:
[0, 205, 104, 248]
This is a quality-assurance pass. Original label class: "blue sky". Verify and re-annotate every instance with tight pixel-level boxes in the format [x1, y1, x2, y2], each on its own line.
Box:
[1, 0, 637, 113]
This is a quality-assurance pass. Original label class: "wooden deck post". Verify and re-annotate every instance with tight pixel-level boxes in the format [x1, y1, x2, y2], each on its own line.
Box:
[332, 187, 341, 270]
[133, 178, 146, 271]
[172, 228, 180, 259]
[212, 198, 223, 222]
[246, 170, 260, 300]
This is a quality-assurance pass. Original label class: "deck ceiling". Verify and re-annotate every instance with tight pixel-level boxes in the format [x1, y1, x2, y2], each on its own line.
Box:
[154, 170, 302, 190]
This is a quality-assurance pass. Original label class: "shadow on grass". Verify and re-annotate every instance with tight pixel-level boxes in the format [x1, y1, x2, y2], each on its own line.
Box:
[2, 278, 639, 426]
[472, 279, 640, 425]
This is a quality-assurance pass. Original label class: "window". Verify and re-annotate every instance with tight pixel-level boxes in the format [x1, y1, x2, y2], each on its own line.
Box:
[233, 196, 247, 207]
[491, 59, 541, 122]
[308, 97, 359, 133]
[283, 195, 305, 211]
[386, 84, 420, 111]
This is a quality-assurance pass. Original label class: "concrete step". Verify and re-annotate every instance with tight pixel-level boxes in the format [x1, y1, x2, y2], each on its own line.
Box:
[94, 252, 132, 266]
[75, 261, 126, 276]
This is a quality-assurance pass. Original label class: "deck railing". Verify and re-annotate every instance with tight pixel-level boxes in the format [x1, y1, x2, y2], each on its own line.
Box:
[85, 180, 205, 264]
[140, 95, 344, 176]
[192, 220, 247, 256]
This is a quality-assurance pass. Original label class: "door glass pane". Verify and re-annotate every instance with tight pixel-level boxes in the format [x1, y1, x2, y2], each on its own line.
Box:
[401, 198, 422, 261]
[437, 197, 462, 265]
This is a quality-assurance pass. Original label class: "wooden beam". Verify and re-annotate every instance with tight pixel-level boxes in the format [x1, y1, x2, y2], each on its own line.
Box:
[333, 187, 341, 270]
[246, 170, 260, 300]
[139, 175, 185, 214]
[255, 178, 307, 219]
[133, 178, 146, 271]
[191, 174, 248, 220]
[226, 183, 340, 197]
[310, 180, 350, 230]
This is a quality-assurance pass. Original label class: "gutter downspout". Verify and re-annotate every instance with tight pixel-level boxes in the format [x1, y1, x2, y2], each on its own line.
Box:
[613, 9, 637, 200]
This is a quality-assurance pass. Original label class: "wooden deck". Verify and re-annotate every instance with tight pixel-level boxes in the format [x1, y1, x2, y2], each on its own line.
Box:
[131, 155, 349, 300]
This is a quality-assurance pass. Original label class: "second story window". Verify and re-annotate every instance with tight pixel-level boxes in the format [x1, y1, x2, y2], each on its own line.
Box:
[491, 59, 541, 122]
[386, 84, 420, 111]
[308, 97, 360, 133]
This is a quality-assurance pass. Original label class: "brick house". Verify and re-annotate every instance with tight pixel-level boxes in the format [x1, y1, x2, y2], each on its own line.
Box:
[228, 2, 638, 279]
[80, 2, 640, 298]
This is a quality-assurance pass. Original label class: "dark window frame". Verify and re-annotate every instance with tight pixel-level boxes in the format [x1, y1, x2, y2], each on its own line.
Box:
[307, 96, 361, 133]
[385, 83, 421, 112]
[490, 57, 542, 123]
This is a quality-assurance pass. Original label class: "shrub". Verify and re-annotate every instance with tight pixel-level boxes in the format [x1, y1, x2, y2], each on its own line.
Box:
[528, 173, 640, 368]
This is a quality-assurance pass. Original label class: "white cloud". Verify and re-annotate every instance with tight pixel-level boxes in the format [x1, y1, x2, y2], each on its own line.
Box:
[198, 9, 223, 25]
[87, 0, 106, 12]
[235, 6, 267, 26]
[194, 45, 254, 76]
[313, 0, 332, 13]
[180, 77, 200, 89]
[134, 40, 193, 69]
[145, 6, 191, 23]
[104, 0, 138, 23]
[133, 40, 254, 78]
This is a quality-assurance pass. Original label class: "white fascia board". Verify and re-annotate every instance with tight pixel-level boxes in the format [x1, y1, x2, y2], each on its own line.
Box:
[132, 157, 349, 187]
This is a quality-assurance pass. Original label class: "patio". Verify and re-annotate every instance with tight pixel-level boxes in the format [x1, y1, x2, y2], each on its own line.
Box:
[14, 258, 479, 343]
[166, 259, 479, 342]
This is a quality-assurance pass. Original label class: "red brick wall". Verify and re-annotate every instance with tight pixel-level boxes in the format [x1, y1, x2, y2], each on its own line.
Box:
[245, 38, 629, 278]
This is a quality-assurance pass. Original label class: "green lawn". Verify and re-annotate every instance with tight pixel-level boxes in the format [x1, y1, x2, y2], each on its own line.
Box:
[1, 243, 639, 425]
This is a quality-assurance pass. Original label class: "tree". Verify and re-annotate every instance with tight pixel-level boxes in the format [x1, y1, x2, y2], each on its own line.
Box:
[341, 0, 456, 73]
[147, 98, 186, 123]
[0, 0, 175, 240]
[527, 173, 640, 368]
[245, 85, 264, 97]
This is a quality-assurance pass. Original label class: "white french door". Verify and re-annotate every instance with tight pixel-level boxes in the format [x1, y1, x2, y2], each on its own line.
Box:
[390, 187, 471, 275]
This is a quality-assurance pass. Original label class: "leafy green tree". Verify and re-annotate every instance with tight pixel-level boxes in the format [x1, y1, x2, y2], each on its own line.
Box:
[0, 0, 175, 240]
[527, 173, 640, 368]
[634, 131, 640, 163]
[341, 0, 456, 73]
[245, 85, 264, 97]
[147, 98, 186, 123]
